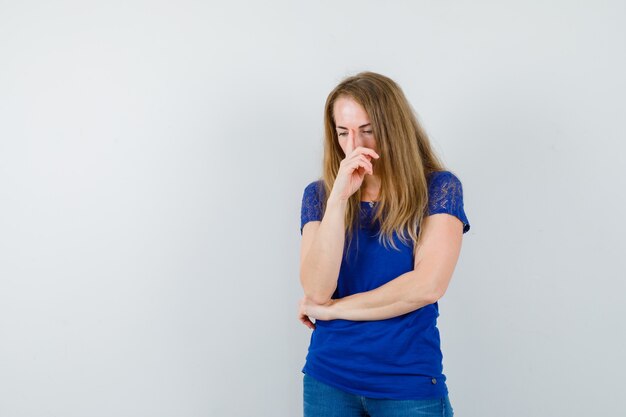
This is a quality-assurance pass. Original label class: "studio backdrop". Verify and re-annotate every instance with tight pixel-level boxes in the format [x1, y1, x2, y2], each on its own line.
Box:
[1, 1, 624, 416]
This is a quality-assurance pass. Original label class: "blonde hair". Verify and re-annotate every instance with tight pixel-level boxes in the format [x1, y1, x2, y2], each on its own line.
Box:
[319, 71, 447, 256]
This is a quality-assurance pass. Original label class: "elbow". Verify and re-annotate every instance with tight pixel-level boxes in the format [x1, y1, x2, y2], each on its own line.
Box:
[411, 292, 439, 307]
[299, 263, 337, 305]
[307, 292, 333, 305]
[429, 292, 442, 304]
[411, 270, 449, 305]
[300, 275, 335, 305]
[408, 282, 442, 306]
[428, 285, 446, 304]
[301, 280, 335, 305]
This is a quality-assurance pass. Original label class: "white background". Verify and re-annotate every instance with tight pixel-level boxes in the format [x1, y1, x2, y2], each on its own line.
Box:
[1, 1, 624, 416]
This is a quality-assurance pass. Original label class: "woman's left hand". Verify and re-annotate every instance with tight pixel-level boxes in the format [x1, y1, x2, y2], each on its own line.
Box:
[298, 295, 337, 329]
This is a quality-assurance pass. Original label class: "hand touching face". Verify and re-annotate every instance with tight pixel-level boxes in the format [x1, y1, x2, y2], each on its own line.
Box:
[333, 96, 378, 157]
[327, 96, 381, 201]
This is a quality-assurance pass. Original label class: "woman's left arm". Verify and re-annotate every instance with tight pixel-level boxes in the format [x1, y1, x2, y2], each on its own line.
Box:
[301, 213, 464, 322]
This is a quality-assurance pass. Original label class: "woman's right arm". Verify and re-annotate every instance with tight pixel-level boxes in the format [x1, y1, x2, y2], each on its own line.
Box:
[299, 195, 348, 305]
[299, 138, 379, 305]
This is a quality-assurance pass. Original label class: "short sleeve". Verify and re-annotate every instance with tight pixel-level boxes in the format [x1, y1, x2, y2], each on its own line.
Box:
[427, 171, 471, 233]
[300, 180, 325, 235]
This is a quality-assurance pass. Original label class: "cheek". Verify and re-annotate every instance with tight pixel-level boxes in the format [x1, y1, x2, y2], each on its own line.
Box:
[338, 141, 347, 155]
[367, 137, 378, 150]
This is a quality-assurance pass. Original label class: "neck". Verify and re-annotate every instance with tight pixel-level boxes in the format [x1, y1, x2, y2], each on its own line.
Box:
[362, 175, 381, 199]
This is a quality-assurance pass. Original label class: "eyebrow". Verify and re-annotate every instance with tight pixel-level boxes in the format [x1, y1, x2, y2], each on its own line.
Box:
[337, 123, 371, 130]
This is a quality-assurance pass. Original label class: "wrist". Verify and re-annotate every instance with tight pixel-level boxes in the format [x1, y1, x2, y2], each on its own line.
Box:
[327, 195, 349, 209]
[326, 298, 340, 320]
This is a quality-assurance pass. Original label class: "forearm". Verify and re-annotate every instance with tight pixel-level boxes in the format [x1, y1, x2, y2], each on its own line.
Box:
[330, 270, 437, 321]
[300, 196, 348, 304]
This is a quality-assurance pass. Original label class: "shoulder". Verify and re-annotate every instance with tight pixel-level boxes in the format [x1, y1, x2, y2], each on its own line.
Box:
[301, 179, 325, 210]
[300, 179, 325, 234]
[427, 170, 462, 187]
[304, 179, 323, 193]
[427, 170, 465, 197]
[426, 170, 470, 233]
[302, 179, 325, 201]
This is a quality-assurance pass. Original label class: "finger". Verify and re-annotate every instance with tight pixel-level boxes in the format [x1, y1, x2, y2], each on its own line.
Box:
[348, 152, 372, 166]
[350, 158, 372, 176]
[357, 161, 372, 176]
[353, 146, 380, 160]
[345, 131, 355, 156]
[299, 314, 316, 329]
[359, 155, 374, 173]
[347, 151, 370, 163]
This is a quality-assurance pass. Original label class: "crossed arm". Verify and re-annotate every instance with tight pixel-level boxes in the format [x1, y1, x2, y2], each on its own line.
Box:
[298, 213, 464, 326]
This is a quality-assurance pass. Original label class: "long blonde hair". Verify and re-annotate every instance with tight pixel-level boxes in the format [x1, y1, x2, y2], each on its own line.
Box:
[319, 71, 447, 255]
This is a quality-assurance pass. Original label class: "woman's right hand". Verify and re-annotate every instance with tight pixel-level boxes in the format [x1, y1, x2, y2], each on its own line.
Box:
[329, 136, 380, 201]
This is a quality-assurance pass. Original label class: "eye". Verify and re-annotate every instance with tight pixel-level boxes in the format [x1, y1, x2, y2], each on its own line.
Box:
[338, 131, 348, 137]
[362, 130, 373, 135]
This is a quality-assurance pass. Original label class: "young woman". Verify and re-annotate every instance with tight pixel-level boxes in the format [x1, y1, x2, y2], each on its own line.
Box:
[298, 71, 470, 417]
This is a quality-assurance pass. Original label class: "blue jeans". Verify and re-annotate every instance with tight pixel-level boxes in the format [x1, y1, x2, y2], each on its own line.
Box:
[303, 373, 454, 417]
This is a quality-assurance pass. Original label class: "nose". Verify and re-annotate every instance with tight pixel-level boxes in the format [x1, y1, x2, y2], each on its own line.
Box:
[348, 129, 364, 147]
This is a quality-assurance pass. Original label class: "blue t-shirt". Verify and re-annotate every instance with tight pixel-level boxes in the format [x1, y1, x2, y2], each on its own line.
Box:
[299, 170, 470, 400]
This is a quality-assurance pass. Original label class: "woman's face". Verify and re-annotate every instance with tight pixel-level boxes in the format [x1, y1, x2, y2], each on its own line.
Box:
[333, 96, 378, 157]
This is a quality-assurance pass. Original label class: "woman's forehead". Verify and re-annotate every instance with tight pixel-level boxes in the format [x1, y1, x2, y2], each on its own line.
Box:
[333, 97, 370, 126]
